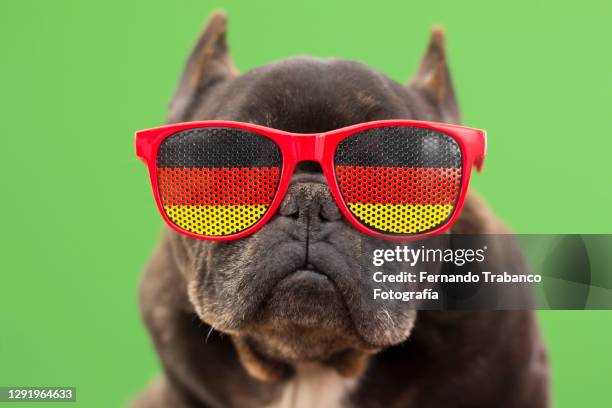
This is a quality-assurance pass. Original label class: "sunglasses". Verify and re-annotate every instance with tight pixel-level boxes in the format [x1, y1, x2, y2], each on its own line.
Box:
[135, 120, 486, 241]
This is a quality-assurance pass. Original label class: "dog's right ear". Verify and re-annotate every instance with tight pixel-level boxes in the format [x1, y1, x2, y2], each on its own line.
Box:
[408, 27, 460, 124]
[169, 12, 237, 122]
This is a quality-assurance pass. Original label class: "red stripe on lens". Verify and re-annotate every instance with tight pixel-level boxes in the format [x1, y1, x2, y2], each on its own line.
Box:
[335, 165, 460, 205]
[157, 167, 280, 205]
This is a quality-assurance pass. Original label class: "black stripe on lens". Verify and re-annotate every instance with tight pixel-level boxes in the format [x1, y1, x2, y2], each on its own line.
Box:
[157, 127, 282, 168]
[334, 126, 461, 168]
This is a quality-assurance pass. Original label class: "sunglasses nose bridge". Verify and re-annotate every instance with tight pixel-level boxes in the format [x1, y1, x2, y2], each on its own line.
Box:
[290, 133, 326, 163]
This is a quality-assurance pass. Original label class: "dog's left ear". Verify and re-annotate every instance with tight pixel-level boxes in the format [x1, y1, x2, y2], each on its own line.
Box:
[169, 12, 238, 122]
[409, 27, 460, 123]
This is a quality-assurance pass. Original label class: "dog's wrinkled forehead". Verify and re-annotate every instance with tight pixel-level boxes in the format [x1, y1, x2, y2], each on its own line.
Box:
[169, 13, 459, 128]
[202, 58, 421, 132]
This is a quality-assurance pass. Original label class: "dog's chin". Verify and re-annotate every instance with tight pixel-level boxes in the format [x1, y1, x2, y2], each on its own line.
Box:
[260, 268, 352, 332]
[246, 268, 371, 357]
[190, 259, 418, 381]
[189, 235, 418, 381]
[206, 266, 412, 382]
[230, 290, 377, 382]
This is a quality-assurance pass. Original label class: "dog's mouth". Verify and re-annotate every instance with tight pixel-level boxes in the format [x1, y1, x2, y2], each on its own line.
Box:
[260, 263, 350, 330]
[227, 248, 415, 381]
[193, 235, 417, 377]
[281, 265, 335, 291]
[234, 240, 415, 359]
[275, 264, 337, 299]
[233, 262, 375, 380]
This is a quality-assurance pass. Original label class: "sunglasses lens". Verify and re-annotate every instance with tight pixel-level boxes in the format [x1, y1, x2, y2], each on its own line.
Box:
[334, 126, 462, 235]
[156, 127, 282, 237]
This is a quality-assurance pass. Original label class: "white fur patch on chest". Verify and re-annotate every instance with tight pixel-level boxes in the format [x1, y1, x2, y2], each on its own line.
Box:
[267, 363, 357, 408]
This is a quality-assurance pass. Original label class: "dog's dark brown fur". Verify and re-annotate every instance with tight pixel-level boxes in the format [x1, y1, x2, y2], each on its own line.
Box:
[131, 13, 549, 408]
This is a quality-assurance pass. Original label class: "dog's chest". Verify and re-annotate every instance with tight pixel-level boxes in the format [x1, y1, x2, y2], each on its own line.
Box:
[267, 364, 357, 408]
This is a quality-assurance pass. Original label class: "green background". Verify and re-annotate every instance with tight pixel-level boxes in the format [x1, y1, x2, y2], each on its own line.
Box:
[1, 0, 611, 406]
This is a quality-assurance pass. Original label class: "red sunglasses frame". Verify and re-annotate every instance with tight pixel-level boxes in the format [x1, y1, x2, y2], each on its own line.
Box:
[136, 119, 486, 241]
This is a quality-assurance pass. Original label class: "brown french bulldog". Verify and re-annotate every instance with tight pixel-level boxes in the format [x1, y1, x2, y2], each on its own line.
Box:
[132, 12, 549, 408]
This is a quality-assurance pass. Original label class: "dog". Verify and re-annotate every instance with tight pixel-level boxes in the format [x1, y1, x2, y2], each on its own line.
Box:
[131, 12, 549, 408]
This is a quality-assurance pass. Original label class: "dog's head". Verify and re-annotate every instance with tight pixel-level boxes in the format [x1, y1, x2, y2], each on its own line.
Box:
[166, 13, 460, 381]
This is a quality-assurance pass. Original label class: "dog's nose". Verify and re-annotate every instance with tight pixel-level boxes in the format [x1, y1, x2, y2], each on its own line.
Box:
[278, 178, 342, 230]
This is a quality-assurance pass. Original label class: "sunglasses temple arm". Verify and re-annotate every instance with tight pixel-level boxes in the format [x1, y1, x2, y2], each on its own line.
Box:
[474, 155, 485, 172]
[135, 131, 152, 165]
[473, 130, 487, 172]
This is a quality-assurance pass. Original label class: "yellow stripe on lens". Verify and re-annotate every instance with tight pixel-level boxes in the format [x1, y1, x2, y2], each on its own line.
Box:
[347, 203, 454, 234]
[163, 205, 269, 236]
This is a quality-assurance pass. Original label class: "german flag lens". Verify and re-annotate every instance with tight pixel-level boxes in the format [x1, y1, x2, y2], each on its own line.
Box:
[334, 126, 462, 235]
[156, 127, 282, 237]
